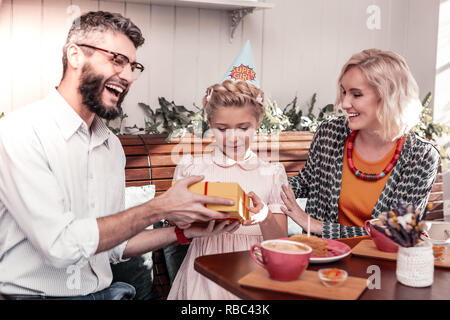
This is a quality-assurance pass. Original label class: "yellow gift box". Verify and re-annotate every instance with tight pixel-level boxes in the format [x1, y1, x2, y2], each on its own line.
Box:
[173, 181, 250, 223]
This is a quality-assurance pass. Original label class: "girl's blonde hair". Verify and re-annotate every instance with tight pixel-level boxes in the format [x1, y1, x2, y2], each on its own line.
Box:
[202, 80, 264, 123]
[335, 48, 422, 141]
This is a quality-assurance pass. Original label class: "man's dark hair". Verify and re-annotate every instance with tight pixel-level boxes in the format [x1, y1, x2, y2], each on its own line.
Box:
[61, 11, 145, 78]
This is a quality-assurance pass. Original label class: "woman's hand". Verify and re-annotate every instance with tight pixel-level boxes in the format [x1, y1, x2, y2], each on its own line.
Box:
[280, 184, 322, 235]
[242, 191, 271, 226]
[280, 184, 307, 222]
[183, 220, 240, 239]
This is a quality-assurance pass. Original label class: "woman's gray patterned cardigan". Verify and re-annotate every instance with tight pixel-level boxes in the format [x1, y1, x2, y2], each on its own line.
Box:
[288, 116, 440, 239]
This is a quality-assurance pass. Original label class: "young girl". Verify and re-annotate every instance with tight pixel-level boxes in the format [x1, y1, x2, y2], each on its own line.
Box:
[167, 79, 289, 300]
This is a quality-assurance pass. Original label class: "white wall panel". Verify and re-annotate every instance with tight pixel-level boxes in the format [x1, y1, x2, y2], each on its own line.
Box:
[41, 0, 71, 97]
[0, 0, 12, 114]
[404, 0, 440, 97]
[0, 0, 441, 118]
[99, 0, 124, 13]
[260, 0, 287, 103]
[173, 7, 199, 104]
[242, 8, 263, 82]
[435, 0, 450, 123]
[147, 5, 175, 110]
[122, 1, 151, 130]
[218, 9, 244, 87]
[197, 8, 222, 100]
[10, 0, 42, 111]
[71, 0, 99, 14]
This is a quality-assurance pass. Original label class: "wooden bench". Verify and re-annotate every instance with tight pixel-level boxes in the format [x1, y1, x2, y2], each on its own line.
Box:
[117, 131, 445, 299]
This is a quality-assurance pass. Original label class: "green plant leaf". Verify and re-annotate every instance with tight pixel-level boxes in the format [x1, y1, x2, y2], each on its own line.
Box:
[307, 93, 317, 117]
[422, 92, 432, 108]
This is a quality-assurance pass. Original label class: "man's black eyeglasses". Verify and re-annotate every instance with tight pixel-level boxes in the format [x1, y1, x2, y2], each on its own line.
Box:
[76, 43, 144, 79]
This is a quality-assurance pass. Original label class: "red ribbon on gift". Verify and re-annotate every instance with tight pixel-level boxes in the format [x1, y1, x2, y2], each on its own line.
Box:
[204, 182, 208, 208]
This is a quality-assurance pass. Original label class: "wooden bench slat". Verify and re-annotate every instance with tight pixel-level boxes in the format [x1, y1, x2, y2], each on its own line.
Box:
[152, 167, 176, 179]
[127, 152, 309, 168]
[148, 155, 179, 167]
[426, 212, 443, 220]
[125, 180, 152, 187]
[282, 161, 305, 172]
[146, 144, 214, 154]
[286, 172, 299, 178]
[428, 192, 444, 202]
[425, 202, 444, 220]
[140, 134, 172, 144]
[125, 155, 149, 168]
[431, 183, 443, 193]
[252, 141, 312, 150]
[122, 145, 148, 155]
[152, 179, 176, 192]
[142, 142, 312, 155]
[117, 135, 144, 146]
[125, 168, 151, 181]
[427, 202, 443, 211]
[268, 150, 309, 161]
[163, 132, 314, 144]
[126, 163, 305, 181]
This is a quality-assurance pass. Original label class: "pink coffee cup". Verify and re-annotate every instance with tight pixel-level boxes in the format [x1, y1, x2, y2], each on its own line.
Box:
[250, 239, 312, 281]
[364, 219, 398, 253]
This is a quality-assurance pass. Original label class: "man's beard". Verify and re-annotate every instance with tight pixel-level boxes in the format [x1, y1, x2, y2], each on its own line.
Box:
[78, 64, 128, 120]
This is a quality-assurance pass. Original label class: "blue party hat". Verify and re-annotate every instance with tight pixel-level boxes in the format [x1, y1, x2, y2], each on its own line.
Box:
[221, 40, 259, 88]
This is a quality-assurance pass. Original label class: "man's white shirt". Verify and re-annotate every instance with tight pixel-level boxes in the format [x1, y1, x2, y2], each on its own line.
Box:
[0, 89, 128, 296]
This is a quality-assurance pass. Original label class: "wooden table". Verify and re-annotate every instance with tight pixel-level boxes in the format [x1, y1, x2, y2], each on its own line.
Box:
[194, 237, 450, 300]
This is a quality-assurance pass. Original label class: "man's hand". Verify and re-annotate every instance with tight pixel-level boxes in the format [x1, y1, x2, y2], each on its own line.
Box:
[184, 220, 240, 239]
[156, 175, 235, 226]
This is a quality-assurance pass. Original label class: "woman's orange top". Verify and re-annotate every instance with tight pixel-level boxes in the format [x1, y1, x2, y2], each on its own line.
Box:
[338, 137, 397, 227]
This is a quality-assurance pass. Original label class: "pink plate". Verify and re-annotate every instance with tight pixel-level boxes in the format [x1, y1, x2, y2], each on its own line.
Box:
[281, 237, 352, 264]
[309, 239, 351, 264]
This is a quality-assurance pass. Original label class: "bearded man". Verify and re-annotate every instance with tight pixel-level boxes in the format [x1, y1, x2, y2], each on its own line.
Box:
[0, 11, 239, 300]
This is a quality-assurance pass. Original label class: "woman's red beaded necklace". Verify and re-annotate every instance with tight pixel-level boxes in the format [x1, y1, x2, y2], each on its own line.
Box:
[346, 130, 405, 181]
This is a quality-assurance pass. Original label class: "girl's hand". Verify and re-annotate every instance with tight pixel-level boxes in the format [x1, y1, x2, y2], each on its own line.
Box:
[242, 191, 271, 226]
[183, 220, 240, 239]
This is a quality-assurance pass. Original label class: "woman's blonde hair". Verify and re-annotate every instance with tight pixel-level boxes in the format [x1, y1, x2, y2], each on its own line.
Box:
[335, 48, 422, 141]
[202, 80, 264, 123]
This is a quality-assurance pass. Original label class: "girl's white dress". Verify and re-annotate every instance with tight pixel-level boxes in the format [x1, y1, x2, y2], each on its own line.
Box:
[167, 148, 288, 300]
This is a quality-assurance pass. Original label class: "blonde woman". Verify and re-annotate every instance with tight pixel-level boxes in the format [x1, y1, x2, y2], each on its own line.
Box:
[281, 49, 440, 239]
